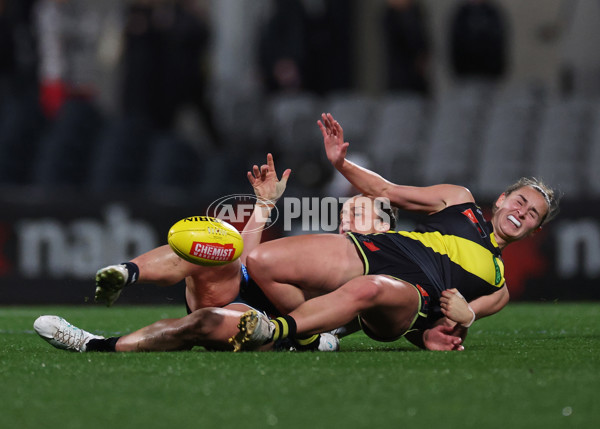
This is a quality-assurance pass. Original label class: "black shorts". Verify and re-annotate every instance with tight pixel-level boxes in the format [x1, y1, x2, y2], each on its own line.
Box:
[185, 264, 280, 317]
[347, 232, 443, 327]
[358, 281, 431, 341]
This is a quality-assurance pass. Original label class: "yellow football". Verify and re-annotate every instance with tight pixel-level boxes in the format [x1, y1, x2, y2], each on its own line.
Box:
[167, 216, 244, 266]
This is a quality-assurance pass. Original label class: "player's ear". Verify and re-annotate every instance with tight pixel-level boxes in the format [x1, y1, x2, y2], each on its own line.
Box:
[495, 193, 506, 210]
[525, 224, 543, 237]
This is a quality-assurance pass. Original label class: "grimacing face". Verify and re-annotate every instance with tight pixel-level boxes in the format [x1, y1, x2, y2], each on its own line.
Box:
[339, 196, 391, 234]
[492, 186, 549, 246]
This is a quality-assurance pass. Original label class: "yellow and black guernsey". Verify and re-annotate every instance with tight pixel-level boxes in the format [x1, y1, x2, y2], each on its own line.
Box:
[347, 202, 505, 324]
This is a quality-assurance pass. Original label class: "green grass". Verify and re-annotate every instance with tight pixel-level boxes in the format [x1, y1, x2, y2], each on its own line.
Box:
[1, 303, 598, 429]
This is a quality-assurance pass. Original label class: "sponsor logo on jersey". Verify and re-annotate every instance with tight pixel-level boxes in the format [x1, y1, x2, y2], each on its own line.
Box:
[415, 284, 430, 313]
[364, 241, 380, 252]
[461, 208, 487, 238]
[415, 283, 429, 297]
[492, 256, 502, 285]
[190, 241, 236, 261]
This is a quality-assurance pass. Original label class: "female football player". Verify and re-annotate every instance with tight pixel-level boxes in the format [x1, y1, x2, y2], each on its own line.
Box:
[230, 113, 560, 352]
[34, 154, 426, 352]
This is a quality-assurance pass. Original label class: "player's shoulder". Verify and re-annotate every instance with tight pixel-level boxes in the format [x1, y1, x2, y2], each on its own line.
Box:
[424, 185, 474, 214]
[444, 185, 475, 207]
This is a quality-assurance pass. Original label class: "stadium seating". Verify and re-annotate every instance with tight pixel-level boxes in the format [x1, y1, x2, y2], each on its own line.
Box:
[585, 103, 600, 197]
[323, 92, 377, 155]
[267, 93, 330, 192]
[142, 134, 203, 198]
[532, 97, 592, 199]
[87, 115, 154, 192]
[1, 84, 599, 202]
[0, 94, 45, 185]
[212, 87, 268, 155]
[31, 99, 104, 188]
[474, 85, 541, 198]
[369, 94, 427, 185]
[268, 92, 323, 155]
[421, 82, 492, 186]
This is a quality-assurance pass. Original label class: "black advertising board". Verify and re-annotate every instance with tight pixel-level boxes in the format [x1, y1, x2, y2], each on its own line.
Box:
[1, 192, 598, 304]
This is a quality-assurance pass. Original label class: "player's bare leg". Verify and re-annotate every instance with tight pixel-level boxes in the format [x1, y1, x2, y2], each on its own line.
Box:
[115, 304, 257, 352]
[95, 244, 243, 308]
[34, 304, 272, 352]
[231, 275, 420, 350]
[246, 234, 365, 314]
[292, 275, 420, 339]
[129, 245, 204, 286]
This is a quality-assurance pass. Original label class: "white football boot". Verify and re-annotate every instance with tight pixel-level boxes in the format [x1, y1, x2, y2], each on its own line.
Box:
[95, 264, 130, 306]
[317, 333, 340, 352]
[229, 310, 275, 352]
[34, 315, 104, 352]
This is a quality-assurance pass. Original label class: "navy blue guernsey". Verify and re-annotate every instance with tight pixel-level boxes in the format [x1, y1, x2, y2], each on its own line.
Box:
[347, 202, 505, 305]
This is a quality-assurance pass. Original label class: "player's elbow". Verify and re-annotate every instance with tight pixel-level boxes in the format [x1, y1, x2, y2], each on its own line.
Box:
[498, 286, 510, 309]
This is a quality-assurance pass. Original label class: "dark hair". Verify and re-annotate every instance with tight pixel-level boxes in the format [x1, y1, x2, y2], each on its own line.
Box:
[501, 177, 561, 225]
[344, 195, 398, 230]
[373, 197, 398, 230]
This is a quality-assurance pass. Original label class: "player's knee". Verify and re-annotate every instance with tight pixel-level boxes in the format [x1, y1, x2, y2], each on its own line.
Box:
[246, 247, 271, 278]
[344, 277, 386, 307]
[181, 308, 224, 338]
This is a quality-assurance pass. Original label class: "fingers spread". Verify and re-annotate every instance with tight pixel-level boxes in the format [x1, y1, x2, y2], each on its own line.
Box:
[280, 168, 291, 184]
[266, 153, 275, 169]
[260, 165, 268, 180]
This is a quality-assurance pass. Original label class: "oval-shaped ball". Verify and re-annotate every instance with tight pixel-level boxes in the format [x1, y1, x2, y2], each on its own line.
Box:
[168, 216, 244, 266]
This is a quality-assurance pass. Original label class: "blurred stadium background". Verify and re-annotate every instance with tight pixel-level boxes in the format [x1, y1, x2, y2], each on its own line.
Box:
[1, 0, 599, 304]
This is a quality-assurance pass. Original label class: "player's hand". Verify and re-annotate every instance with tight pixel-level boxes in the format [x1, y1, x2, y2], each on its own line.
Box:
[440, 288, 476, 327]
[247, 153, 291, 207]
[318, 112, 349, 169]
[422, 324, 465, 351]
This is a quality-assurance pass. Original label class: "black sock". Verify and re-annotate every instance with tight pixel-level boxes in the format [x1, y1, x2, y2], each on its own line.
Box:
[85, 337, 120, 352]
[271, 315, 320, 349]
[121, 262, 139, 285]
[272, 315, 296, 342]
[294, 334, 321, 350]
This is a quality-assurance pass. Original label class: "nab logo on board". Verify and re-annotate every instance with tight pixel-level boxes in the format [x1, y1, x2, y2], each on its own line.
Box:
[14, 205, 158, 279]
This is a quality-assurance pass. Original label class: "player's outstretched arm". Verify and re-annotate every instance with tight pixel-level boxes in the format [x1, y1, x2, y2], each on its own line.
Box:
[240, 153, 291, 264]
[318, 112, 473, 214]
